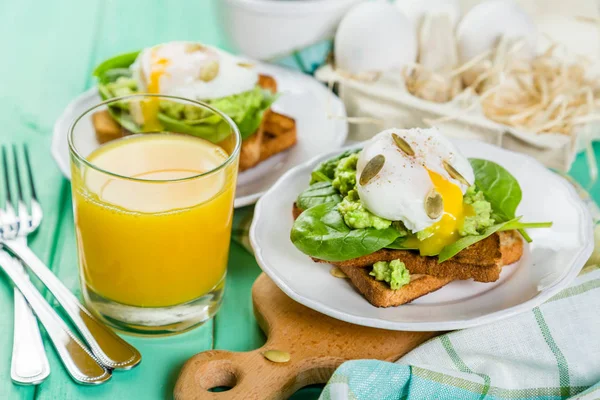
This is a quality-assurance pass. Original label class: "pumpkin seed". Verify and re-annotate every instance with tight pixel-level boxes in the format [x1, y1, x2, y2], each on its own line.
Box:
[199, 60, 220, 82]
[392, 133, 415, 156]
[424, 189, 444, 219]
[359, 155, 385, 186]
[330, 267, 347, 279]
[443, 160, 470, 186]
[237, 62, 255, 69]
[263, 350, 291, 363]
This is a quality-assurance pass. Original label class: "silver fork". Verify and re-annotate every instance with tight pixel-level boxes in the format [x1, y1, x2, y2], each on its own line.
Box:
[0, 145, 110, 384]
[0, 145, 142, 371]
[5, 145, 50, 385]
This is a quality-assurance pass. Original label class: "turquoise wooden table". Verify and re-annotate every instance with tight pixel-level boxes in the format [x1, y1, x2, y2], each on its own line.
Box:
[0, 1, 598, 399]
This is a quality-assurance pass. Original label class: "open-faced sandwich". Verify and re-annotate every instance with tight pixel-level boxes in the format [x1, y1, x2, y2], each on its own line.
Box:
[91, 41, 296, 171]
[290, 128, 552, 307]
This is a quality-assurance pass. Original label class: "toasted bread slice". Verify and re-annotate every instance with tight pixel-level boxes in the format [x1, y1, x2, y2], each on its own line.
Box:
[259, 126, 297, 163]
[239, 114, 267, 171]
[498, 230, 524, 265]
[325, 237, 502, 282]
[239, 75, 298, 171]
[292, 203, 523, 283]
[92, 110, 125, 144]
[264, 111, 295, 137]
[339, 234, 523, 307]
[258, 74, 278, 93]
[339, 266, 453, 307]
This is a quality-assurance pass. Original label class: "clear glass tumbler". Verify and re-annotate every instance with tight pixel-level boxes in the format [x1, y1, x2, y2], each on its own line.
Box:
[69, 94, 240, 335]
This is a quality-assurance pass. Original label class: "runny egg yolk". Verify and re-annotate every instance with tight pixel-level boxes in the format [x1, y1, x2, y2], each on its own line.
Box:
[140, 50, 169, 131]
[417, 169, 474, 256]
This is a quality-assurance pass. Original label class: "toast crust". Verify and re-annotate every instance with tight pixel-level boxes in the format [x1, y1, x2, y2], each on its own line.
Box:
[92, 110, 126, 144]
[239, 116, 266, 171]
[239, 75, 297, 171]
[339, 265, 453, 307]
[336, 234, 523, 308]
[498, 230, 524, 265]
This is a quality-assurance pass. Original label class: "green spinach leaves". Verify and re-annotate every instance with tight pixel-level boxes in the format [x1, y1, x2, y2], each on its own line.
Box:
[290, 202, 402, 262]
[291, 152, 551, 263]
[296, 182, 343, 211]
[92, 50, 276, 142]
[470, 159, 521, 222]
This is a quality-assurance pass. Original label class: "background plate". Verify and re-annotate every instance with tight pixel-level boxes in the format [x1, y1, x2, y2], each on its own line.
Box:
[250, 139, 594, 331]
[51, 63, 348, 208]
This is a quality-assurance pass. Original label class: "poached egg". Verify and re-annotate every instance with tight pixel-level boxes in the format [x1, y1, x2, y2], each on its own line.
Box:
[131, 41, 259, 100]
[356, 128, 475, 255]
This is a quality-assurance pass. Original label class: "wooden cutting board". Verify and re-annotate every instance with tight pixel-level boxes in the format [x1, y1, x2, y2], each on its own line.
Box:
[174, 273, 437, 400]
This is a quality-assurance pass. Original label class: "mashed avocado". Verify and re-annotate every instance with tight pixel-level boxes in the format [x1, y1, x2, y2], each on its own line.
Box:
[105, 77, 137, 97]
[337, 190, 392, 230]
[460, 186, 495, 236]
[332, 153, 359, 196]
[310, 149, 360, 184]
[370, 259, 410, 290]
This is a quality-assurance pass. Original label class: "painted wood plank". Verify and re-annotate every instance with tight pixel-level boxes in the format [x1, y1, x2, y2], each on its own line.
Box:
[0, 0, 103, 398]
[34, 1, 226, 398]
[35, 202, 216, 399]
[213, 241, 265, 352]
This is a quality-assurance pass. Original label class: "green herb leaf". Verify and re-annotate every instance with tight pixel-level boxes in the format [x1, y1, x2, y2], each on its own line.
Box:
[310, 149, 361, 184]
[157, 113, 232, 143]
[296, 182, 343, 211]
[93, 51, 140, 80]
[290, 202, 402, 262]
[385, 237, 418, 250]
[438, 217, 522, 262]
[235, 89, 278, 139]
[469, 159, 522, 222]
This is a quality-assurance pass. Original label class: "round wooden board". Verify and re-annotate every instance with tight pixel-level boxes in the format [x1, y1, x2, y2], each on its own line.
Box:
[174, 273, 437, 399]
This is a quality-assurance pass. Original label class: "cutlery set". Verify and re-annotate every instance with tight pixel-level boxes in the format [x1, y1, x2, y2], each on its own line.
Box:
[0, 145, 141, 385]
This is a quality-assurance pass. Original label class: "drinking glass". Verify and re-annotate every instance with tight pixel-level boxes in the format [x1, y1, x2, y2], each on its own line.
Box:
[69, 94, 240, 335]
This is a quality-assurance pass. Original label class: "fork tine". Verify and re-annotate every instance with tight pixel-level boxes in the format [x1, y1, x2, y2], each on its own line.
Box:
[12, 145, 24, 203]
[23, 144, 37, 201]
[2, 145, 12, 207]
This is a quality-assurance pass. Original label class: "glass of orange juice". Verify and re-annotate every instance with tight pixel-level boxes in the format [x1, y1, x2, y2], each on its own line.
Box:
[68, 94, 240, 335]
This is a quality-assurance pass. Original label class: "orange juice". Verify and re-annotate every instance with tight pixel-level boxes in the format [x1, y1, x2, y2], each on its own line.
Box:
[71, 133, 237, 308]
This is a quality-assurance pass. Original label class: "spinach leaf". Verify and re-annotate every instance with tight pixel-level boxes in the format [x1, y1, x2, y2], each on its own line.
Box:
[157, 113, 232, 143]
[469, 159, 522, 222]
[97, 68, 133, 85]
[311, 149, 360, 184]
[438, 217, 524, 262]
[385, 237, 418, 250]
[296, 182, 343, 211]
[235, 89, 279, 139]
[107, 108, 140, 133]
[93, 51, 140, 80]
[290, 202, 401, 262]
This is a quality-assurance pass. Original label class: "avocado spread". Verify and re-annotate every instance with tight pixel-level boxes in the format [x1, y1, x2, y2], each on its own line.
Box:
[370, 259, 410, 290]
[105, 77, 137, 97]
[460, 186, 495, 236]
[332, 152, 359, 196]
[337, 190, 392, 230]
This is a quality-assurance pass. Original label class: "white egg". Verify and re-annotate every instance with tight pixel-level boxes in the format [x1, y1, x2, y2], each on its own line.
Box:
[131, 41, 259, 100]
[456, 0, 536, 65]
[335, 1, 417, 75]
[356, 127, 474, 232]
[395, 0, 461, 28]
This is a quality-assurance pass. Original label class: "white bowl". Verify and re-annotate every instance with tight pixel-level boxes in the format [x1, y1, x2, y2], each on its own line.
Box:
[218, 0, 366, 60]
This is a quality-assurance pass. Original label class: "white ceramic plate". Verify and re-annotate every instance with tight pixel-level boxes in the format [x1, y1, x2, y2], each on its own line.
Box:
[51, 63, 347, 208]
[250, 139, 594, 331]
